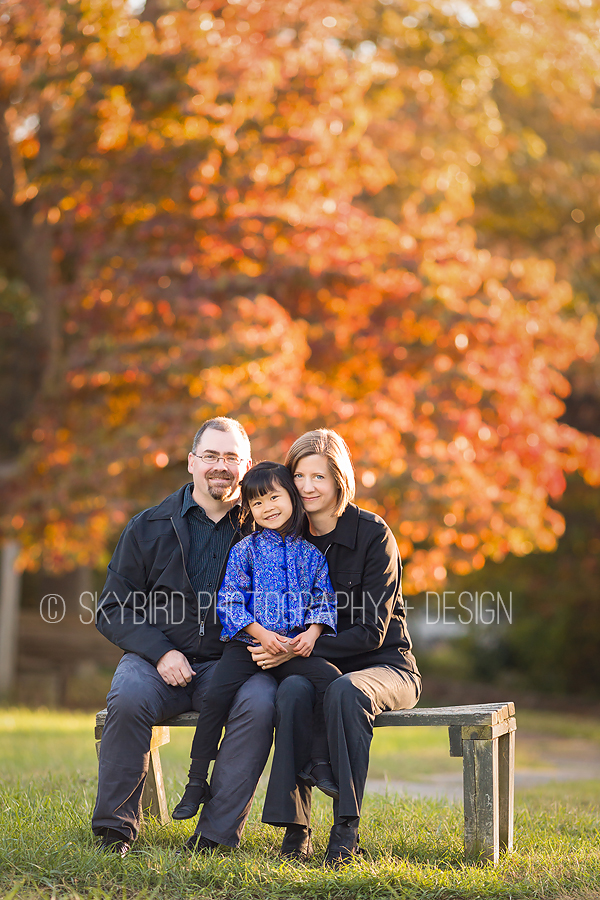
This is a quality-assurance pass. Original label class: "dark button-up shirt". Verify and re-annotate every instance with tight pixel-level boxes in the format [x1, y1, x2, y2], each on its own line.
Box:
[182, 483, 236, 610]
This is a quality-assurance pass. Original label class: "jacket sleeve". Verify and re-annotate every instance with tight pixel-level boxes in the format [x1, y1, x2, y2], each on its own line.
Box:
[312, 522, 398, 659]
[304, 551, 337, 636]
[95, 518, 178, 666]
[217, 540, 255, 640]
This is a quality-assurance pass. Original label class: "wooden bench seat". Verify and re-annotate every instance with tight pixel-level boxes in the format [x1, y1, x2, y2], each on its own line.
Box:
[95, 700, 516, 864]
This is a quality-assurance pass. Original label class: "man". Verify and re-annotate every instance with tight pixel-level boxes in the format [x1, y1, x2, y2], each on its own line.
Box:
[92, 417, 276, 856]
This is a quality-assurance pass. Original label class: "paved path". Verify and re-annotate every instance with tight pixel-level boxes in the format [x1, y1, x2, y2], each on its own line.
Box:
[367, 766, 600, 801]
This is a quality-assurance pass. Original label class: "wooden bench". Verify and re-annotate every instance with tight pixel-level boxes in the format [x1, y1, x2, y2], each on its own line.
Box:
[95, 700, 516, 864]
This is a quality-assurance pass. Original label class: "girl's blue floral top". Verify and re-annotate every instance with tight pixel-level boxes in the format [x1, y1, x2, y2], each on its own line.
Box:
[217, 529, 337, 643]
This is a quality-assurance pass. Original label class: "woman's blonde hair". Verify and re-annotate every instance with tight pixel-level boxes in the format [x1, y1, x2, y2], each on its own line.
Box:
[285, 429, 355, 517]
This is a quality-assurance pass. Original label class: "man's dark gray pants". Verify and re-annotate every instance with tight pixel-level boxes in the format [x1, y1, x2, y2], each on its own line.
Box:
[92, 653, 276, 846]
[262, 667, 421, 827]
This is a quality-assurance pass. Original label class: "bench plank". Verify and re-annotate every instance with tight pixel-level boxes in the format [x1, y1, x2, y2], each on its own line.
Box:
[375, 703, 514, 728]
[95, 701, 515, 732]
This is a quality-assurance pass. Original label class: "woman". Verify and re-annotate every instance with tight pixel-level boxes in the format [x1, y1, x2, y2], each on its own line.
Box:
[249, 429, 421, 867]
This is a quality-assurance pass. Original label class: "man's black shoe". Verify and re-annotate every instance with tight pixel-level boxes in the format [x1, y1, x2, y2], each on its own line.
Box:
[324, 821, 362, 868]
[178, 833, 219, 855]
[279, 825, 313, 862]
[97, 828, 131, 857]
[172, 778, 211, 820]
[298, 763, 339, 800]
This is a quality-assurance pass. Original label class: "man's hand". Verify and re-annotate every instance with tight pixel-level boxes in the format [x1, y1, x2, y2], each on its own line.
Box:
[157, 649, 194, 686]
[248, 643, 296, 669]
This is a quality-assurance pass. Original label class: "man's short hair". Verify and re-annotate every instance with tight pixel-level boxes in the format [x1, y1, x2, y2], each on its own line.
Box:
[192, 417, 251, 454]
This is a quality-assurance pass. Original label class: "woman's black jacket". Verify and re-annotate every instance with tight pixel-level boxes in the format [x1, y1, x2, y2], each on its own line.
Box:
[310, 503, 420, 677]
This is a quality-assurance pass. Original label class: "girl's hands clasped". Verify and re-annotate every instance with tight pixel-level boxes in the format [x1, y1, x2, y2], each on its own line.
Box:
[259, 628, 289, 655]
[247, 622, 324, 665]
[288, 623, 323, 657]
[244, 622, 289, 656]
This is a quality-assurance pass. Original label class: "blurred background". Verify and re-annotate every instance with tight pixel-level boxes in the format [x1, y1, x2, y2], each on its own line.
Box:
[1, 0, 599, 710]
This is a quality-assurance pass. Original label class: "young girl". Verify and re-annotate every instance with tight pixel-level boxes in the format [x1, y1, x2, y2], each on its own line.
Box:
[172, 461, 341, 820]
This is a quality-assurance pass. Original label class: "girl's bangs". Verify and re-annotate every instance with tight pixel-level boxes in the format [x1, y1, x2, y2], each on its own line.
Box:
[241, 467, 284, 503]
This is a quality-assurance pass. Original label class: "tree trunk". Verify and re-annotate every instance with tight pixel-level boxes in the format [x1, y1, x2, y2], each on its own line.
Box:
[0, 101, 59, 475]
[0, 540, 21, 698]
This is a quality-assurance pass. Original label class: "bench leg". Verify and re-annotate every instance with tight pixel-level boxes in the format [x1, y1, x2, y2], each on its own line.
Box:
[498, 729, 515, 852]
[142, 745, 170, 825]
[462, 738, 500, 864]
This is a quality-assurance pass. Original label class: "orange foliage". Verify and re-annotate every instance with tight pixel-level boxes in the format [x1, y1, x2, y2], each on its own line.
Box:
[1, 0, 599, 591]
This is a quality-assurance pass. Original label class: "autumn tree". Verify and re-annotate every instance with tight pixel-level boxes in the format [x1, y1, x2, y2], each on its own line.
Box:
[1, 0, 599, 596]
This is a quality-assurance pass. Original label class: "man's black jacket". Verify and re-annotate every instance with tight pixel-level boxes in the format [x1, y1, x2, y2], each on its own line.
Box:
[96, 484, 250, 665]
[310, 504, 420, 677]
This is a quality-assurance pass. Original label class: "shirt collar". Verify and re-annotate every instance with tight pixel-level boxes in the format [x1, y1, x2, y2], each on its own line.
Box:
[182, 483, 241, 526]
[259, 527, 300, 544]
[307, 503, 358, 549]
[182, 483, 203, 518]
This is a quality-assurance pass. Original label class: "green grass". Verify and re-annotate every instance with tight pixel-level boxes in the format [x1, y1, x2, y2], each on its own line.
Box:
[515, 709, 600, 743]
[1, 707, 600, 899]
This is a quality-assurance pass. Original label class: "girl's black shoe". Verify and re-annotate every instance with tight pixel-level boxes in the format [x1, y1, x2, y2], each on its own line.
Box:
[298, 762, 339, 800]
[171, 778, 211, 819]
[280, 825, 313, 861]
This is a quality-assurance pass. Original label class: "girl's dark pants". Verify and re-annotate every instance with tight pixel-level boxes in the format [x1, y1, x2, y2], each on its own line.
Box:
[190, 640, 341, 772]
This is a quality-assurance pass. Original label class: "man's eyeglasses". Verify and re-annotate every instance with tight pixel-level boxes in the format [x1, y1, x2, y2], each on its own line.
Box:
[192, 451, 246, 466]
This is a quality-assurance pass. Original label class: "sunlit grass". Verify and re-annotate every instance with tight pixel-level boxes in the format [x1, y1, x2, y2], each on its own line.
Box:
[0, 708, 97, 780]
[1, 707, 600, 899]
[515, 709, 600, 743]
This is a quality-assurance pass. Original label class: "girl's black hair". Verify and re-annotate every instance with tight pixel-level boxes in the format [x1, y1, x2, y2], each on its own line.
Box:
[240, 461, 305, 537]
